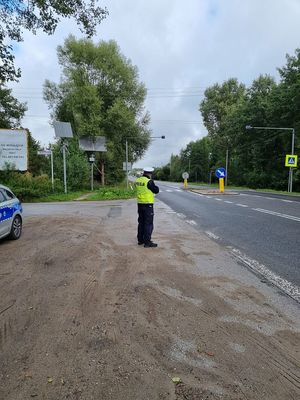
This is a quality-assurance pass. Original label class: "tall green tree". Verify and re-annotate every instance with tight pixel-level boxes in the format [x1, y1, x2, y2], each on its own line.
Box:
[199, 78, 246, 141]
[199, 79, 246, 178]
[27, 130, 50, 176]
[0, 0, 108, 83]
[44, 36, 151, 184]
[0, 85, 27, 127]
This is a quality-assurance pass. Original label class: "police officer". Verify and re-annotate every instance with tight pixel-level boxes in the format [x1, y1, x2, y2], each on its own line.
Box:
[136, 167, 159, 248]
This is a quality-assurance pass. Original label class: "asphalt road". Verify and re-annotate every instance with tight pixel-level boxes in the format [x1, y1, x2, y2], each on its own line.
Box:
[156, 182, 300, 287]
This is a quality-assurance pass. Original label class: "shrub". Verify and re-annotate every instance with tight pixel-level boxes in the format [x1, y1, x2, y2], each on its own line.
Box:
[0, 171, 63, 201]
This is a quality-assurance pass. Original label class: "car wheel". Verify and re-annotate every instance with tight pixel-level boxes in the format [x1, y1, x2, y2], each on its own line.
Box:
[9, 215, 22, 240]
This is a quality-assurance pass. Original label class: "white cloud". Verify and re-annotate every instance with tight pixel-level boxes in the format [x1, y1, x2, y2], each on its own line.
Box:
[8, 0, 300, 168]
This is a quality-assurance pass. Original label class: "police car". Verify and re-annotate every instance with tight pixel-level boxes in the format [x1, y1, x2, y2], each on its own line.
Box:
[0, 184, 23, 240]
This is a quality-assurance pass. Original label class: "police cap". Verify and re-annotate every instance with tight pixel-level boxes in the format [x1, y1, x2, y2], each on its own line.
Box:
[143, 167, 154, 173]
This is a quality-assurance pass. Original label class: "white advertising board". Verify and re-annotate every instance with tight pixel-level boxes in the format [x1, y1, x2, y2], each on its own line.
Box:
[0, 129, 28, 171]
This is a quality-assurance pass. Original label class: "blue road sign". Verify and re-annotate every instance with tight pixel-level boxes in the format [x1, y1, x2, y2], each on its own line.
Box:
[215, 167, 226, 178]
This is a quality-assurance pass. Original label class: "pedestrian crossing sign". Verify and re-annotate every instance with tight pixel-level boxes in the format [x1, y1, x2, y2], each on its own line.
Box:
[285, 154, 298, 167]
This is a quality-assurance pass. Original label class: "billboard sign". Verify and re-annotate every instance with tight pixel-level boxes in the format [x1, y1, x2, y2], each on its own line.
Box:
[0, 129, 28, 171]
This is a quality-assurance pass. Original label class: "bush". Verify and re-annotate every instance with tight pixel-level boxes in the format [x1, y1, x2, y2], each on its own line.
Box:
[0, 170, 63, 201]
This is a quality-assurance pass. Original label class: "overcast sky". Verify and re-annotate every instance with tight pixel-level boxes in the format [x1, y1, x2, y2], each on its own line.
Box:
[9, 0, 300, 168]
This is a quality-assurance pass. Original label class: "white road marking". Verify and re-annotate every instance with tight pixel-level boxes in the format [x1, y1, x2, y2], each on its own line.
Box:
[176, 213, 186, 219]
[191, 192, 204, 196]
[230, 247, 300, 303]
[205, 231, 220, 240]
[252, 208, 300, 222]
[224, 200, 233, 204]
[175, 189, 182, 192]
[206, 196, 212, 199]
[215, 198, 222, 201]
[166, 189, 173, 192]
[186, 220, 197, 226]
[236, 204, 248, 208]
[238, 193, 296, 203]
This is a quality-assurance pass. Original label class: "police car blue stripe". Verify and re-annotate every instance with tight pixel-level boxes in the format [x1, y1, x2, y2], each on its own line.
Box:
[0, 206, 14, 223]
[0, 202, 21, 224]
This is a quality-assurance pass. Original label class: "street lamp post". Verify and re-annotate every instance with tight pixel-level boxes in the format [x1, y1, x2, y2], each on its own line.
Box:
[125, 135, 165, 188]
[245, 125, 295, 192]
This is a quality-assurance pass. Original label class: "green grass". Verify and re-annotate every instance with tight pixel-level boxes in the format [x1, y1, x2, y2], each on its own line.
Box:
[26, 187, 137, 202]
[85, 187, 136, 201]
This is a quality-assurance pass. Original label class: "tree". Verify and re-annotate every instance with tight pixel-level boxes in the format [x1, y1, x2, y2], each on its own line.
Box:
[0, 85, 27, 127]
[50, 138, 90, 190]
[27, 130, 50, 176]
[199, 78, 246, 140]
[0, 0, 108, 83]
[44, 36, 151, 184]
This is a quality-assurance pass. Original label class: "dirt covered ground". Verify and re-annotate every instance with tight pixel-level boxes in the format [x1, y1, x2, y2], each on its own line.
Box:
[0, 200, 300, 400]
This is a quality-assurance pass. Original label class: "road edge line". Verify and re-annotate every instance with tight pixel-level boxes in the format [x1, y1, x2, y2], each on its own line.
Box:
[229, 247, 300, 304]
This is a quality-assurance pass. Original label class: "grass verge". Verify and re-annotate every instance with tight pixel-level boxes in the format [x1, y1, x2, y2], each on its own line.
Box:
[26, 187, 136, 202]
[85, 187, 136, 201]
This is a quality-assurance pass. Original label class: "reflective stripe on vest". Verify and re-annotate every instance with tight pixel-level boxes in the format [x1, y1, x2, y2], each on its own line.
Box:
[136, 176, 154, 204]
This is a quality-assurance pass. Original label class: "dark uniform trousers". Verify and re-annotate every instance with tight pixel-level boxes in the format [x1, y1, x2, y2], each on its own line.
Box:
[137, 203, 154, 244]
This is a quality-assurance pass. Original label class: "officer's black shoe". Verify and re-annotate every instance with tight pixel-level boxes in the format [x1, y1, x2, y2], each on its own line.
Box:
[144, 241, 158, 248]
[138, 242, 144, 245]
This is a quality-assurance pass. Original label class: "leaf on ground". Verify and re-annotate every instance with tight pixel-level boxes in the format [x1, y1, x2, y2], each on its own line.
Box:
[172, 377, 182, 384]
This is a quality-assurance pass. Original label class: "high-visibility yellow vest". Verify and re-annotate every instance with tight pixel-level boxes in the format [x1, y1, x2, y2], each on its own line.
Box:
[136, 176, 154, 204]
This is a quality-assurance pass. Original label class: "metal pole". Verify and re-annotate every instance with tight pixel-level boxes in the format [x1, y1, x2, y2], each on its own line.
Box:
[62, 143, 67, 194]
[125, 139, 129, 189]
[91, 162, 94, 191]
[188, 159, 191, 174]
[290, 128, 295, 193]
[50, 149, 54, 191]
[246, 126, 296, 193]
[225, 148, 229, 186]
